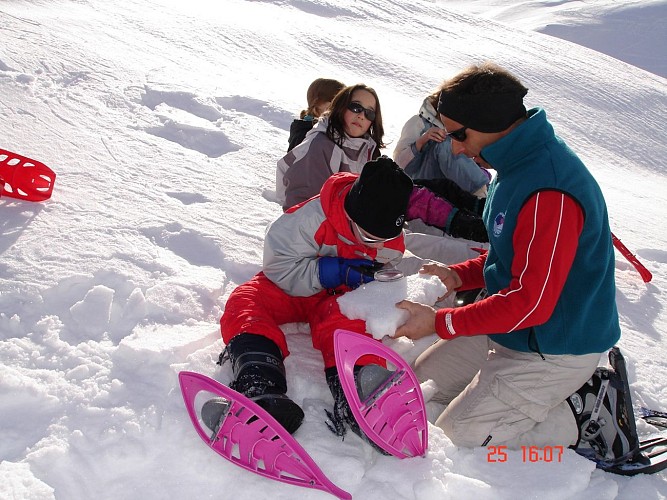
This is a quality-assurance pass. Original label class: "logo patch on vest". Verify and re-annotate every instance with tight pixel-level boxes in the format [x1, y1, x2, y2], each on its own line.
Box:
[395, 215, 405, 227]
[493, 212, 505, 237]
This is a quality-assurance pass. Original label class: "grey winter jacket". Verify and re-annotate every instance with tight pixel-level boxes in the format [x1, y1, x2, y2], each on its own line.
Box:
[276, 117, 376, 210]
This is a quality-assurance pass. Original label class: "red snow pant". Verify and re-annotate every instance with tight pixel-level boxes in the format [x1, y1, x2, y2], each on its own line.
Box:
[220, 272, 382, 369]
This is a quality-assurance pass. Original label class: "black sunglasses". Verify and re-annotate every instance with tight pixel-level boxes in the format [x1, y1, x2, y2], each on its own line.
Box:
[347, 101, 376, 122]
[446, 126, 467, 142]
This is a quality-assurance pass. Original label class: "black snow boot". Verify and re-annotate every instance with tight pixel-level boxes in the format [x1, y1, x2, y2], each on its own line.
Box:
[568, 366, 638, 466]
[202, 333, 304, 435]
[324, 365, 392, 455]
[568, 347, 667, 475]
[446, 208, 488, 242]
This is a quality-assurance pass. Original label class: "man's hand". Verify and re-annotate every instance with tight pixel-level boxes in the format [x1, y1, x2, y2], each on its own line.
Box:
[394, 300, 438, 340]
[420, 262, 462, 300]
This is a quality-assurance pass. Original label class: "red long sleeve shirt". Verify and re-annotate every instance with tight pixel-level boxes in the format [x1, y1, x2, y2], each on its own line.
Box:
[435, 190, 584, 339]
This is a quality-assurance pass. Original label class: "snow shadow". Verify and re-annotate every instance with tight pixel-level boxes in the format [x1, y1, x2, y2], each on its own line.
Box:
[286, 0, 356, 19]
[140, 87, 239, 158]
[0, 200, 45, 257]
[166, 191, 211, 205]
[539, 3, 667, 78]
[140, 88, 224, 122]
[145, 121, 235, 158]
[140, 222, 225, 269]
[215, 95, 294, 130]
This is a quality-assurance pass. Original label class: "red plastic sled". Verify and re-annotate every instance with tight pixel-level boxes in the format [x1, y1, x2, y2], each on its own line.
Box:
[0, 149, 56, 201]
[178, 371, 351, 500]
[333, 329, 428, 458]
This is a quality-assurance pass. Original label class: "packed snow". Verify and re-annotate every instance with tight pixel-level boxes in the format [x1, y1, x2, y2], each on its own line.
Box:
[338, 273, 446, 339]
[1, 0, 667, 499]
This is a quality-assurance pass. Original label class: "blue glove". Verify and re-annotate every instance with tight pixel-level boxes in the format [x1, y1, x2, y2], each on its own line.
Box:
[318, 257, 377, 289]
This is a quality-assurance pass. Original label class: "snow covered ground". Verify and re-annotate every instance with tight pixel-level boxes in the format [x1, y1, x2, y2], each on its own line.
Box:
[1, 0, 666, 498]
[437, 0, 667, 78]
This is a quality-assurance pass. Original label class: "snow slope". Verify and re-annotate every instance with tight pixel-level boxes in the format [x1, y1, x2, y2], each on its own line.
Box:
[437, 0, 667, 78]
[1, 0, 666, 499]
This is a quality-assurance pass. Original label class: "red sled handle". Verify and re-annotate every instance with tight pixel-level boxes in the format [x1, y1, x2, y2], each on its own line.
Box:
[612, 233, 652, 283]
[0, 149, 56, 202]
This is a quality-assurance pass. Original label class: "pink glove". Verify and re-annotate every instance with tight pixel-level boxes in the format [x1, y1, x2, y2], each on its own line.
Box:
[406, 186, 453, 228]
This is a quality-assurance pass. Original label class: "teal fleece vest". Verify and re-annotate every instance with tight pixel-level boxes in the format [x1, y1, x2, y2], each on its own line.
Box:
[482, 108, 620, 355]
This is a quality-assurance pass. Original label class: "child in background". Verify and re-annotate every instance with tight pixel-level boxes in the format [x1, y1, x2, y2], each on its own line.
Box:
[393, 84, 492, 197]
[287, 78, 345, 152]
[278, 83, 488, 242]
[277, 83, 384, 210]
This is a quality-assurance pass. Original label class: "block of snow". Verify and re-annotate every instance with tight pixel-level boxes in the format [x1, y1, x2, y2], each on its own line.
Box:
[69, 285, 115, 339]
[338, 273, 446, 339]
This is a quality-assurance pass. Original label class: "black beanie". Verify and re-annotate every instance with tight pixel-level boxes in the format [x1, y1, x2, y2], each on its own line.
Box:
[344, 156, 413, 239]
[437, 90, 527, 133]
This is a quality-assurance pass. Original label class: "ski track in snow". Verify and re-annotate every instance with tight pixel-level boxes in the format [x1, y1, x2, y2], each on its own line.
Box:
[1, 0, 666, 499]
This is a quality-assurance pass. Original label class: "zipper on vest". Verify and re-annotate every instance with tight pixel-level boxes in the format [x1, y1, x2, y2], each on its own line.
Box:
[528, 327, 546, 360]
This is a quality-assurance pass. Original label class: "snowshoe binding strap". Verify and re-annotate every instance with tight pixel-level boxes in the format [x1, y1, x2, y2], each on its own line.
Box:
[601, 347, 667, 475]
[607, 347, 640, 455]
[580, 371, 611, 444]
[178, 371, 351, 500]
[333, 329, 428, 459]
[0, 149, 56, 202]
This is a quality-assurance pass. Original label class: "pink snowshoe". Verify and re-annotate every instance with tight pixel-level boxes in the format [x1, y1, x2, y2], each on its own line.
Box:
[333, 329, 428, 458]
[178, 371, 351, 499]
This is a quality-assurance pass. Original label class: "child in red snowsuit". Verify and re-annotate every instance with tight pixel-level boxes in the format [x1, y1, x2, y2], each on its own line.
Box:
[210, 156, 413, 439]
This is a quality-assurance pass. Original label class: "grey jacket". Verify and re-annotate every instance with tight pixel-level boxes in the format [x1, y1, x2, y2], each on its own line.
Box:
[276, 117, 376, 209]
[264, 173, 403, 296]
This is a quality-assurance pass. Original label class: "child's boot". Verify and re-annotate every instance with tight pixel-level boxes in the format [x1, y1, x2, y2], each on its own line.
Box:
[203, 333, 304, 434]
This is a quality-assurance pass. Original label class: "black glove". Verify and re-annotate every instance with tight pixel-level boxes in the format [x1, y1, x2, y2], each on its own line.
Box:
[447, 208, 489, 242]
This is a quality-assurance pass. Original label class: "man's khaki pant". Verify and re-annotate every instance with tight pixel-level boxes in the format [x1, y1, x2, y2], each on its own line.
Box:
[414, 335, 601, 448]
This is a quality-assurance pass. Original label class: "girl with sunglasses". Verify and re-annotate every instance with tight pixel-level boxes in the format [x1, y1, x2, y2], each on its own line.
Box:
[277, 83, 384, 211]
[393, 83, 492, 197]
[277, 82, 488, 242]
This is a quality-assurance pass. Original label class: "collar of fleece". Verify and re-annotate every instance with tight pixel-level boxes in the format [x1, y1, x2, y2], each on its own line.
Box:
[312, 116, 373, 150]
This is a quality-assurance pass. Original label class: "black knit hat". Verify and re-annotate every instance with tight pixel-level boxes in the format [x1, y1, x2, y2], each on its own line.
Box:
[344, 156, 413, 239]
[437, 90, 527, 133]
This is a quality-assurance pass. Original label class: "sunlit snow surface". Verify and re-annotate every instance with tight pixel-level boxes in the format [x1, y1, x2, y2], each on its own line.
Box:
[1, 0, 666, 498]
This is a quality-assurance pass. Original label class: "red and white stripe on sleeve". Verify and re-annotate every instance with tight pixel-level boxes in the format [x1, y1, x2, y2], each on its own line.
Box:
[435, 190, 584, 339]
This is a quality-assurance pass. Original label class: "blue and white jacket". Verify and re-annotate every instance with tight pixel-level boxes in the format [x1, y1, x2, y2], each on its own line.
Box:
[393, 97, 490, 195]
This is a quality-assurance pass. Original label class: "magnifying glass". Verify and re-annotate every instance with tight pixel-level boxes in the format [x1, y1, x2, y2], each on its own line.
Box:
[374, 268, 405, 282]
